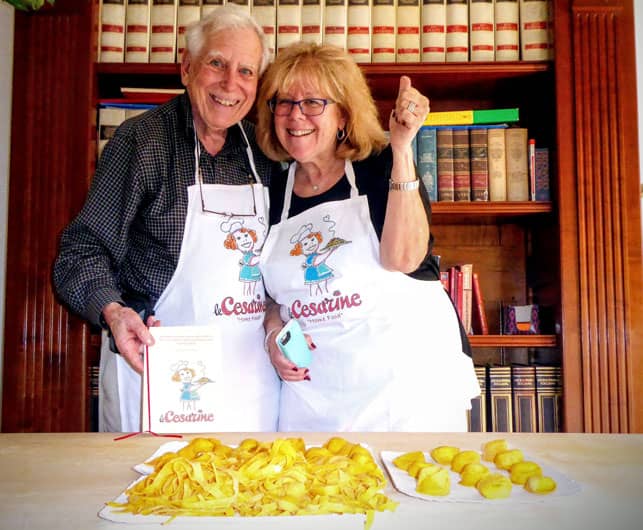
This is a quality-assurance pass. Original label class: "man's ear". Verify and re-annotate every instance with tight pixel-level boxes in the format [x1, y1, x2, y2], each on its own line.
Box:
[180, 50, 192, 86]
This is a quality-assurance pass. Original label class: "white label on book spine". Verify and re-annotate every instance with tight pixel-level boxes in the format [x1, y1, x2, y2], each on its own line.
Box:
[421, 0, 446, 63]
[445, 0, 467, 62]
[125, 0, 151, 63]
[469, 0, 493, 61]
[99, 0, 126, 63]
[277, 0, 302, 52]
[494, 0, 519, 61]
[347, 0, 371, 63]
[301, 0, 322, 44]
[201, 0, 223, 18]
[228, 0, 251, 13]
[519, 0, 548, 61]
[324, 0, 348, 50]
[176, 0, 201, 62]
[150, 0, 178, 63]
[372, 0, 396, 63]
[396, 0, 420, 62]
[252, 0, 277, 57]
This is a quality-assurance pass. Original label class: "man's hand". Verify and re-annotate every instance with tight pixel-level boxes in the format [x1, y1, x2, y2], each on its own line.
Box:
[102, 302, 154, 374]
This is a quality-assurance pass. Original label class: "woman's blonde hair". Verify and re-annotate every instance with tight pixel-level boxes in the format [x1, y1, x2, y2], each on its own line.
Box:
[256, 42, 388, 162]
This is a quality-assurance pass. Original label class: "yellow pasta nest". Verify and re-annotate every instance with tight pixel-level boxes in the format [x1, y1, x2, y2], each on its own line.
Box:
[451, 450, 481, 473]
[482, 439, 508, 462]
[494, 449, 524, 470]
[476, 473, 513, 499]
[524, 475, 557, 495]
[430, 445, 460, 465]
[109, 436, 398, 525]
[416, 466, 451, 496]
[459, 463, 490, 487]
[510, 461, 543, 485]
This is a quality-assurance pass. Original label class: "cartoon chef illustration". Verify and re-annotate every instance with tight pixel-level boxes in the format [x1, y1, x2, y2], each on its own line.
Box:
[289, 223, 350, 296]
[171, 360, 213, 412]
[222, 218, 262, 296]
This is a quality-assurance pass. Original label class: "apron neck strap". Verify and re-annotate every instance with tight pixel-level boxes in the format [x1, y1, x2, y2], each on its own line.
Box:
[281, 160, 358, 222]
[193, 122, 262, 186]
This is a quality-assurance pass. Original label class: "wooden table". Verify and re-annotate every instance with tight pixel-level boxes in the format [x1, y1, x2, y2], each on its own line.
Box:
[1, 432, 642, 529]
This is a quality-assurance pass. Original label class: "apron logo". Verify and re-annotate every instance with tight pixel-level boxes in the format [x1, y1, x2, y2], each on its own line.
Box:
[159, 360, 216, 424]
[213, 294, 266, 317]
[222, 217, 264, 297]
[289, 289, 363, 320]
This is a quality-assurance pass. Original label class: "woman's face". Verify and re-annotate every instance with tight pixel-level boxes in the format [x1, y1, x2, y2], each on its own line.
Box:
[301, 234, 320, 254]
[233, 230, 254, 251]
[273, 83, 346, 166]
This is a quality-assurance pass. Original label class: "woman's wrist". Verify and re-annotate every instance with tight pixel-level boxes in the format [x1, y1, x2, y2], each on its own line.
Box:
[264, 327, 281, 353]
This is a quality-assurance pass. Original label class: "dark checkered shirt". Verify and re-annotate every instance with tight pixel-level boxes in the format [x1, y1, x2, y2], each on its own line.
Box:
[53, 94, 279, 327]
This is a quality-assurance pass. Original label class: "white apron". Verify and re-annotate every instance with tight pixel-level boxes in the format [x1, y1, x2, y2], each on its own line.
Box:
[101, 123, 280, 432]
[259, 161, 480, 432]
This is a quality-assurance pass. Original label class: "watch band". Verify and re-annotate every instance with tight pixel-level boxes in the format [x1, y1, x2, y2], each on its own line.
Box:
[389, 179, 420, 191]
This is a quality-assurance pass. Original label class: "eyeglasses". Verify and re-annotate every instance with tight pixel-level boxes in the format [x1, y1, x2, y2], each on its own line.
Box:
[198, 168, 257, 217]
[268, 98, 335, 117]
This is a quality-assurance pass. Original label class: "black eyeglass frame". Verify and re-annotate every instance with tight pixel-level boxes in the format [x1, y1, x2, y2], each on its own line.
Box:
[198, 167, 257, 217]
[267, 97, 335, 117]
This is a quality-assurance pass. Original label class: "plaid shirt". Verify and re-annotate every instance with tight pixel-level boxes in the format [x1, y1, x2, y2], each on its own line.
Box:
[53, 94, 279, 327]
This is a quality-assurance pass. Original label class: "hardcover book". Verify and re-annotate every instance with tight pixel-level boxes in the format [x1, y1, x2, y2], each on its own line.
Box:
[347, 0, 371, 63]
[301, 0, 323, 44]
[469, 0, 494, 62]
[467, 365, 487, 432]
[201, 0, 224, 18]
[277, 0, 302, 51]
[227, 0, 252, 12]
[421, 0, 446, 63]
[494, 0, 519, 61]
[150, 0, 178, 63]
[505, 127, 529, 201]
[445, 0, 468, 62]
[176, 0, 201, 61]
[519, 0, 549, 61]
[436, 127, 455, 201]
[396, 0, 421, 62]
[125, 0, 151, 63]
[452, 128, 471, 201]
[371, 0, 396, 62]
[458, 263, 473, 334]
[469, 127, 489, 201]
[471, 271, 489, 335]
[99, 0, 126, 63]
[535, 147, 550, 201]
[488, 365, 513, 432]
[487, 127, 507, 201]
[416, 126, 438, 202]
[252, 0, 277, 57]
[511, 365, 537, 432]
[97, 106, 127, 158]
[535, 365, 562, 432]
[424, 107, 518, 126]
[323, 0, 349, 50]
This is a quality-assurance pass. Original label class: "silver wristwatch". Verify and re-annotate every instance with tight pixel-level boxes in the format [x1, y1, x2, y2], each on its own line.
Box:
[389, 179, 420, 191]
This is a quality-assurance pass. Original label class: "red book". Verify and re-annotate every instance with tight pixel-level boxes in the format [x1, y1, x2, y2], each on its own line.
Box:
[472, 271, 489, 335]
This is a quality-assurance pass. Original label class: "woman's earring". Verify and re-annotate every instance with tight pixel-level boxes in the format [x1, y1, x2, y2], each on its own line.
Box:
[336, 128, 346, 141]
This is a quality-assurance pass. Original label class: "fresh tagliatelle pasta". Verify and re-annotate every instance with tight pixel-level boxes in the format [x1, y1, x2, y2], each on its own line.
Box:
[107, 436, 398, 526]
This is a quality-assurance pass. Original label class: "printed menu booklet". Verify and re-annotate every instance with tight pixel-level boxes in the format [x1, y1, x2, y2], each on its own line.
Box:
[142, 326, 222, 434]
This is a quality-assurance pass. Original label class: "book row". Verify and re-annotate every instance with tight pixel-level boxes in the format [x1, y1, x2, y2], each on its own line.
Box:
[468, 364, 562, 433]
[439, 263, 488, 336]
[415, 125, 550, 203]
[98, 0, 554, 65]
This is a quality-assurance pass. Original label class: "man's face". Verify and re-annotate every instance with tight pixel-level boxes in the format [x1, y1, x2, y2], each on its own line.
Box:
[181, 27, 262, 134]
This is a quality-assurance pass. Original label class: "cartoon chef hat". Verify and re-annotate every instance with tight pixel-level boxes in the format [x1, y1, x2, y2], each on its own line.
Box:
[290, 223, 313, 245]
[220, 217, 244, 234]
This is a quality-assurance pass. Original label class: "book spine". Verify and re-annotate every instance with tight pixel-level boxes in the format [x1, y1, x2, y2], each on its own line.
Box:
[252, 0, 278, 58]
[201, 0, 224, 18]
[535, 365, 562, 432]
[511, 365, 537, 432]
[469, 0, 494, 62]
[421, 0, 446, 63]
[469, 127, 489, 201]
[347, 0, 371, 63]
[125, 0, 151, 63]
[98, 106, 127, 158]
[534, 147, 550, 201]
[228, 0, 252, 12]
[99, 0, 126, 63]
[416, 126, 438, 202]
[301, 0, 323, 44]
[467, 365, 487, 432]
[505, 127, 529, 201]
[323, 0, 348, 49]
[494, 0, 519, 61]
[371, 0, 396, 63]
[473, 107, 519, 124]
[176, 0, 201, 62]
[489, 365, 513, 432]
[528, 138, 536, 201]
[436, 127, 454, 201]
[487, 127, 507, 201]
[424, 109, 473, 126]
[458, 263, 473, 334]
[396, 0, 421, 63]
[439, 270, 450, 291]
[471, 271, 489, 334]
[519, 0, 548, 61]
[445, 0, 468, 62]
[452, 128, 470, 201]
[277, 0, 303, 51]
[150, 0, 178, 64]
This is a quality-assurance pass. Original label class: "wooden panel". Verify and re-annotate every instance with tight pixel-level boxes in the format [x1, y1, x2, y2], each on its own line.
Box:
[570, 0, 643, 432]
[2, 0, 97, 432]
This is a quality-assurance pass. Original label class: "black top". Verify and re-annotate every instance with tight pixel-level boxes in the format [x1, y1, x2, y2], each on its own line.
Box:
[268, 145, 441, 280]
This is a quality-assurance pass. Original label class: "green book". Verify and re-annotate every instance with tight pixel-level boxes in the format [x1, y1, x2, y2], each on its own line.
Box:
[473, 108, 520, 124]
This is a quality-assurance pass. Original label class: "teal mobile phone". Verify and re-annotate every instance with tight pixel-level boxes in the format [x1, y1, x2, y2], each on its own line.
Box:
[275, 319, 312, 368]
